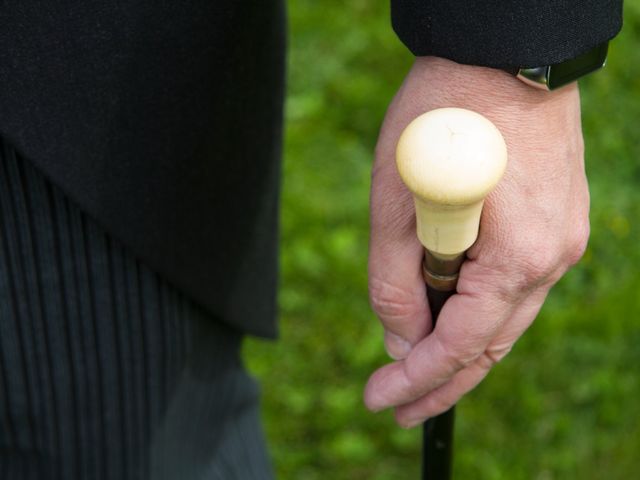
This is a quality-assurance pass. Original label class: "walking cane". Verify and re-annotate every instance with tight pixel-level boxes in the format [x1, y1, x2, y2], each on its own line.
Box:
[395, 108, 508, 479]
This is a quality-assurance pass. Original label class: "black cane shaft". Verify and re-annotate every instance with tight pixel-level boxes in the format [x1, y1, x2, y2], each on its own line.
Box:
[421, 250, 462, 480]
[427, 287, 455, 320]
[422, 287, 456, 480]
[423, 408, 455, 480]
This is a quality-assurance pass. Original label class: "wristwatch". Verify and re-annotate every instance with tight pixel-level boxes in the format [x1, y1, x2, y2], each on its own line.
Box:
[503, 41, 609, 91]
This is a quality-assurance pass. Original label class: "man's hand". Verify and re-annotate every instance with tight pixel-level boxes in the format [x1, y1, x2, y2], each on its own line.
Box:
[364, 57, 589, 428]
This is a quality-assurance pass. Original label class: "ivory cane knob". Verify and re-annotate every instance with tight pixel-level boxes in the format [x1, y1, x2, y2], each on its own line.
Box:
[396, 108, 508, 257]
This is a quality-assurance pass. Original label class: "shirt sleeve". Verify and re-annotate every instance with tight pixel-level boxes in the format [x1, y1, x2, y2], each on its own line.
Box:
[391, 0, 623, 68]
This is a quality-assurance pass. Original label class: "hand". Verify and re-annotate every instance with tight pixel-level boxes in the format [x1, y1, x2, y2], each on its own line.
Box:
[364, 57, 589, 428]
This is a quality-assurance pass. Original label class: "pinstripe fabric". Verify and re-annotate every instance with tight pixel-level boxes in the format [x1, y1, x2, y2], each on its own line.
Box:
[0, 138, 273, 479]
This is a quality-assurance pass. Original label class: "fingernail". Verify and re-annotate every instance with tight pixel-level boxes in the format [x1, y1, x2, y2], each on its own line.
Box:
[384, 331, 412, 360]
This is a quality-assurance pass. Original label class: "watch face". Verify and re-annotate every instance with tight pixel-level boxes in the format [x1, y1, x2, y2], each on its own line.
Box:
[548, 42, 609, 90]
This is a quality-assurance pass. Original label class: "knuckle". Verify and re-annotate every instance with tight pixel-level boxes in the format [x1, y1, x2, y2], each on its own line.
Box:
[467, 241, 559, 304]
[368, 277, 421, 322]
[505, 216, 590, 293]
[480, 344, 513, 369]
[435, 336, 480, 373]
[520, 249, 558, 289]
[493, 240, 562, 298]
[565, 218, 590, 267]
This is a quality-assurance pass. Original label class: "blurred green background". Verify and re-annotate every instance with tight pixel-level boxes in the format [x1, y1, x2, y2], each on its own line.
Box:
[244, 1, 640, 478]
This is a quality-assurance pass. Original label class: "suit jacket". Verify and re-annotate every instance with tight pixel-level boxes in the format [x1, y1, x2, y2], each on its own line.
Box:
[0, 1, 286, 338]
[0, 1, 622, 338]
[391, 0, 623, 67]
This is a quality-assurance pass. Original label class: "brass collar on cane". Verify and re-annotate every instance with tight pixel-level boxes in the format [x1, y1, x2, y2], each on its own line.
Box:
[422, 250, 465, 292]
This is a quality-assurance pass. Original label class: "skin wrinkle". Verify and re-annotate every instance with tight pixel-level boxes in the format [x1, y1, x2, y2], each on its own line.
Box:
[371, 193, 414, 239]
[368, 277, 425, 326]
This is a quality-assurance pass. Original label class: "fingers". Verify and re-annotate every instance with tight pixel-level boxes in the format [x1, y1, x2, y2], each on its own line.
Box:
[393, 288, 550, 427]
[395, 289, 547, 428]
[364, 282, 550, 424]
[364, 258, 537, 412]
[368, 161, 431, 359]
[394, 350, 493, 428]
[364, 275, 514, 412]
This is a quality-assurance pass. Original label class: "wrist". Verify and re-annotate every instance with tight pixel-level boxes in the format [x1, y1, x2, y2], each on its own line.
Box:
[408, 56, 581, 148]
[413, 56, 578, 111]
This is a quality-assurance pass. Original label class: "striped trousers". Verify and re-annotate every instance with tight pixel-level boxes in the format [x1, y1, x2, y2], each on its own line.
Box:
[0, 137, 273, 479]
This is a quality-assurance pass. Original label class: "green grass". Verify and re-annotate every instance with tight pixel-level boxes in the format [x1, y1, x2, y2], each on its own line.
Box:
[244, 1, 640, 478]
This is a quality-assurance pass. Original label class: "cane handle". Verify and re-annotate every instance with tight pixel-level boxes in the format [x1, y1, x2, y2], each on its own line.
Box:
[396, 108, 507, 257]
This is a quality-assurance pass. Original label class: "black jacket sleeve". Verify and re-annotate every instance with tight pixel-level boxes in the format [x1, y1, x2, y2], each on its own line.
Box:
[391, 0, 623, 68]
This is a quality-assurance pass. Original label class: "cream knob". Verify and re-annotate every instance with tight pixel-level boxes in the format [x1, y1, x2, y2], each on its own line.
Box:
[396, 108, 507, 257]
